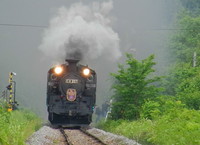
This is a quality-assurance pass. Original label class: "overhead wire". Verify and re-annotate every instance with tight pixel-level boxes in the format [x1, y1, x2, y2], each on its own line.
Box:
[0, 23, 199, 31]
[0, 23, 47, 28]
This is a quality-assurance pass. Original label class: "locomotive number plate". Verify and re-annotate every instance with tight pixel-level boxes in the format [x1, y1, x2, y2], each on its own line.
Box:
[65, 79, 78, 84]
[66, 89, 77, 101]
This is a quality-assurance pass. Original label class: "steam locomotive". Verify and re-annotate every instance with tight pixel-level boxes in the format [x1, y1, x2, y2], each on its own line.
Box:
[46, 59, 97, 126]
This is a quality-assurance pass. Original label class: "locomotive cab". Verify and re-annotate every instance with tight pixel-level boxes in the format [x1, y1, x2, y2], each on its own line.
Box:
[46, 59, 97, 126]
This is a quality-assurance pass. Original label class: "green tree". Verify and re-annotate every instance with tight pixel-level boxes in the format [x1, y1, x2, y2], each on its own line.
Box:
[170, 14, 200, 64]
[110, 54, 162, 120]
[179, 0, 200, 16]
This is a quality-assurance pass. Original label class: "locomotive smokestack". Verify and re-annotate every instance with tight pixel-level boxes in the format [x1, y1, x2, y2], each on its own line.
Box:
[65, 59, 80, 72]
[65, 59, 80, 64]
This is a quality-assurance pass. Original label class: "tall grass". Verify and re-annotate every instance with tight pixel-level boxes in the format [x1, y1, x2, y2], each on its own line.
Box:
[0, 106, 42, 145]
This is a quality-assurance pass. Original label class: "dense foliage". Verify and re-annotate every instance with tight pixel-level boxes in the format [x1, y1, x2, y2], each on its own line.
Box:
[98, 95, 200, 145]
[0, 103, 41, 145]
[165, 0, 200, 108]
[98, 107, 200, 145]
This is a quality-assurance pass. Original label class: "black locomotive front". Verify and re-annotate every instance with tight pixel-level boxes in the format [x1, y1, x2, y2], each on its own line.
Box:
[46, 59, 96, 126]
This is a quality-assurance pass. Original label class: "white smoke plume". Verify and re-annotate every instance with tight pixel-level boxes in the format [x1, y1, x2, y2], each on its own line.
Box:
[39, 1, 121, 62]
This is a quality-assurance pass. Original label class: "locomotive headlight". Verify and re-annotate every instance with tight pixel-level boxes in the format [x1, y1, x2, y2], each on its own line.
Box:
[83, 68, 90, 77]
[54, 66, 63, 75]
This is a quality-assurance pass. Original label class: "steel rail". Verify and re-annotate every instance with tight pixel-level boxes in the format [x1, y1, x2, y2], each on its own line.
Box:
[59, 128, 72, 145]
[80, 127, 107, 145]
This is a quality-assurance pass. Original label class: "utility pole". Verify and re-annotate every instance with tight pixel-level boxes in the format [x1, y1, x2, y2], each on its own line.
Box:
[193, 52, 197, 67]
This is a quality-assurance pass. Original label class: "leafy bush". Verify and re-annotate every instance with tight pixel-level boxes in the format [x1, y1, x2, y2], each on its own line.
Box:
[140, 95, 186, 120]
[140, 100, 161, 120]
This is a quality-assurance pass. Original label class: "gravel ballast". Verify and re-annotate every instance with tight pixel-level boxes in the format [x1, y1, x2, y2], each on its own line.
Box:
[26, 126, 65, 145]
[26, 125, 141, 145]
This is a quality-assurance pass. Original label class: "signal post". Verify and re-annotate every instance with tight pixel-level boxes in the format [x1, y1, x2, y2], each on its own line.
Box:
[7, 72, 17, 111]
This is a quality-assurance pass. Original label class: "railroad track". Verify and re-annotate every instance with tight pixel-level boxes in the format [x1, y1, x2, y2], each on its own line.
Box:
[60, 128, 72, 145]
[59, 127, 107, 145]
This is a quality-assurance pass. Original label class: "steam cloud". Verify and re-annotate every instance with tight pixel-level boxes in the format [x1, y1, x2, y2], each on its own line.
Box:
[39, 1, 121, 62]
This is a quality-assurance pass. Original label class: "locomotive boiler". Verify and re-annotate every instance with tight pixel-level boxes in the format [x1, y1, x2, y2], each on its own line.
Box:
[46, 59, 97, 126]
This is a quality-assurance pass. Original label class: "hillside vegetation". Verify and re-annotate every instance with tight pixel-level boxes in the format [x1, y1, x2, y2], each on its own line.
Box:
[97, 1, 200, 145]
[0, 103, 41, 145]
